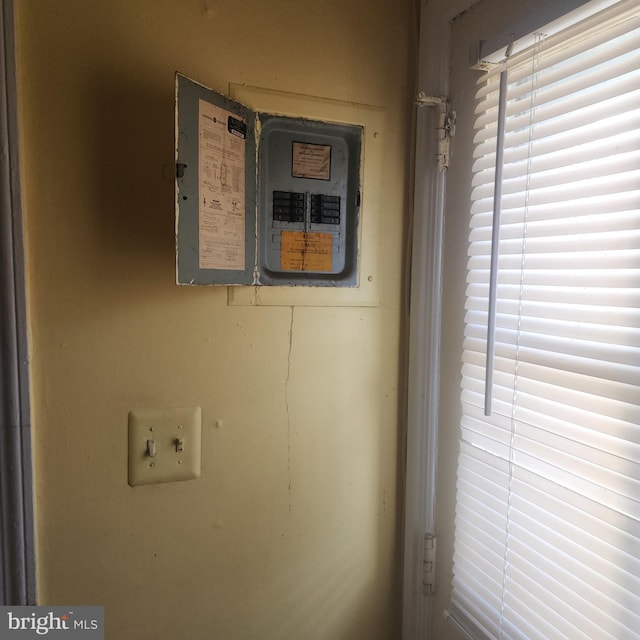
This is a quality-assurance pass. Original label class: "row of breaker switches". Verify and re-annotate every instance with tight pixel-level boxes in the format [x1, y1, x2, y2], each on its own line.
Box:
[273, 191, 341, 225]
[311, 194, 340, 225]
[273, 191, 304, 222]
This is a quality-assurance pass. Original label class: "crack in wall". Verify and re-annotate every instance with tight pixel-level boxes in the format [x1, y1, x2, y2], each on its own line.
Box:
[285, 306, 294, 513]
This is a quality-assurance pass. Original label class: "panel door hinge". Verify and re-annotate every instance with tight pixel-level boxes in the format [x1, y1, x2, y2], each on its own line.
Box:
[423, 533, 436, 595]
[415, 92, 456, 171]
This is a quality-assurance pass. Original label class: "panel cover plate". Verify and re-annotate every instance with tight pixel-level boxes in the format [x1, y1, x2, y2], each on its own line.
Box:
[175, 73, 362, 287]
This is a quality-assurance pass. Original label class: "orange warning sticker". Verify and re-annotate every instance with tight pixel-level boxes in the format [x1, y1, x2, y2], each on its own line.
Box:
[280, 231, 333, 272]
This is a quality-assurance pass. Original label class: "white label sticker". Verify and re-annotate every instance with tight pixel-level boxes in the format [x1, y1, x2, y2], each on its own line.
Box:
[292, 142, 331, 180]
[198, 100, 246, 270]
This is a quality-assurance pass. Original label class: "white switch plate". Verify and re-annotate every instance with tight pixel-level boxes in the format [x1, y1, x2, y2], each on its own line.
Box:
[128, 407, 202, 486]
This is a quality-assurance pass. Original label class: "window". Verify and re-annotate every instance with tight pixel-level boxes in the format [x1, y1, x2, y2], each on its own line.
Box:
[449, 2, 640, 639]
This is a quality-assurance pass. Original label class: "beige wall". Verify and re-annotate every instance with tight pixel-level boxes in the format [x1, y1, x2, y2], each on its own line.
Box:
[15, 1, 414, 638]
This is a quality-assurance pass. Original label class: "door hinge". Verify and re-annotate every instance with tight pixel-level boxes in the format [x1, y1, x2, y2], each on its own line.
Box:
[423, 533, 436, 595]
[415, 92, 456, 171]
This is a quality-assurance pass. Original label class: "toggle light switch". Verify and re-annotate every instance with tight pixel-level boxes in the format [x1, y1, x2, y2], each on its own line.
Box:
[128, 407, 202, 486]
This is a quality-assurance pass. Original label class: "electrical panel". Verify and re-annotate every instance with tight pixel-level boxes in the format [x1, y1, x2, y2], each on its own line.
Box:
[175, 74, 362, 287]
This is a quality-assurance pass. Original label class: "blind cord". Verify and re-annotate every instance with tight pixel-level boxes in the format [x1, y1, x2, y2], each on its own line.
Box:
[497, 34, 543, 640]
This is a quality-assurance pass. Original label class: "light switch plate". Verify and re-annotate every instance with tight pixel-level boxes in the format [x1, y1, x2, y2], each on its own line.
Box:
[128, 407, 202, 486]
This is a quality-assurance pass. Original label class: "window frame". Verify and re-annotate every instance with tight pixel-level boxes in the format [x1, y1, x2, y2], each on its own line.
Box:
[402, 0, 608, 638]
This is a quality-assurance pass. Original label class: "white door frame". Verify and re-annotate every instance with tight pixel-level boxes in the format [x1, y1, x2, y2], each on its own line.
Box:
[402, 2, 479, 638]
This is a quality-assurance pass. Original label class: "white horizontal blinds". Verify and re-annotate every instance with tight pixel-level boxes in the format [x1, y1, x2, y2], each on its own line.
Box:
[450, 1, 640, 639]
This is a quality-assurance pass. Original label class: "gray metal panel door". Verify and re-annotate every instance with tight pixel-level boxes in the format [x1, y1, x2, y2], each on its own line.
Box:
[175, 73, 257, 285]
